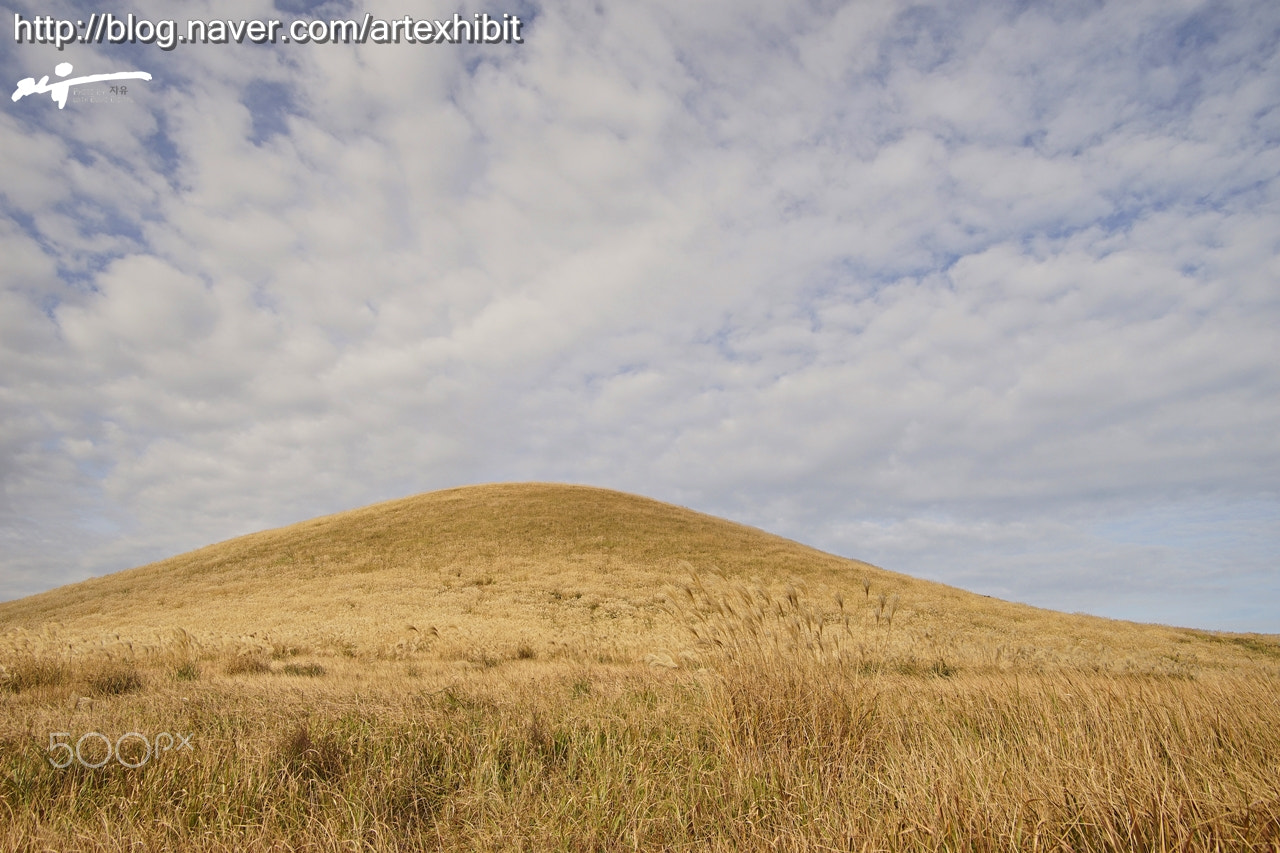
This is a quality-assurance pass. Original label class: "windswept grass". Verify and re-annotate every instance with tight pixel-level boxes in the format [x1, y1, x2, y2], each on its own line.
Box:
[0, 484, 1277, 850]
[1, 574, 1277, 850]
[1, 652, 1276, 849]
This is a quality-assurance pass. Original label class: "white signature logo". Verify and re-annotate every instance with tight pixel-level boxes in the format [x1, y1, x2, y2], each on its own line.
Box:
[12, 62, 151, 109]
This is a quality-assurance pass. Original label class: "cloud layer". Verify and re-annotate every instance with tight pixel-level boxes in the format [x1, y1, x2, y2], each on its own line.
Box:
[2, 0, 1277, 630]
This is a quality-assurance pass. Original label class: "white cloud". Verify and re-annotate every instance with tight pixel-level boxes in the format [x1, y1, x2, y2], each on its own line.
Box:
[1, 0, 1277, 630]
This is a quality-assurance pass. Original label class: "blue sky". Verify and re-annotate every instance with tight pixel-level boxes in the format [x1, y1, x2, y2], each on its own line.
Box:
[1, 0, 1277, 631]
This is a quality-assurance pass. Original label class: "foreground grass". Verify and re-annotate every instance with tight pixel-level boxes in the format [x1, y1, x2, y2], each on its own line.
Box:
[2, 627, 1278, 849]
[1, 665, 1277, 851]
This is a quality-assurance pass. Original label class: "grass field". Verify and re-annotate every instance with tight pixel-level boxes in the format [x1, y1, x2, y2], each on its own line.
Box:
[1, 483, 1278, 850]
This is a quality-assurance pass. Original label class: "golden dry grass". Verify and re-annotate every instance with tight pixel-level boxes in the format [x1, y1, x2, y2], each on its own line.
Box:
[1, 482, 1277, 850]
[2, 483, 1273, 675]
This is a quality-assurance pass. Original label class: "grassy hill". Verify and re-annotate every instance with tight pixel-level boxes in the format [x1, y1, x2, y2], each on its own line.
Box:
[2, 483, 1278, 851]
[1, 482, 1272, 675]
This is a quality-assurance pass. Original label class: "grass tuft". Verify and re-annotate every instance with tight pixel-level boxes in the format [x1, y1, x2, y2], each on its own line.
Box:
[0, 657, 67, 693]
[174, 660, 201, 681]
[85, 660, 144, 695]
[278, 722, 348, 783]
[281, 662, 326, 677]
[225, 654, 271, 675]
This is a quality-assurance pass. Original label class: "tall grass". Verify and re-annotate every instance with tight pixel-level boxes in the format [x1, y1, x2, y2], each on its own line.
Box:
[1, 576, 1277, 850]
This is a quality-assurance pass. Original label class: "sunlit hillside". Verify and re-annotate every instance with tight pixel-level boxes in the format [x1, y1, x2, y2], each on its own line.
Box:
[1, 483, 1274, 676]
[2, 483, 1278, 851]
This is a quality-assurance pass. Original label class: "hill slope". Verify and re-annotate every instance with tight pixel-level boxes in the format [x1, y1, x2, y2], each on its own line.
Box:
[1, 483, 1275, 673]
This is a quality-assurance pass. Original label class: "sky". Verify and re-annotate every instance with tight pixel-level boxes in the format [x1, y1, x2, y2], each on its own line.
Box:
[1, 0, 1277, 632]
